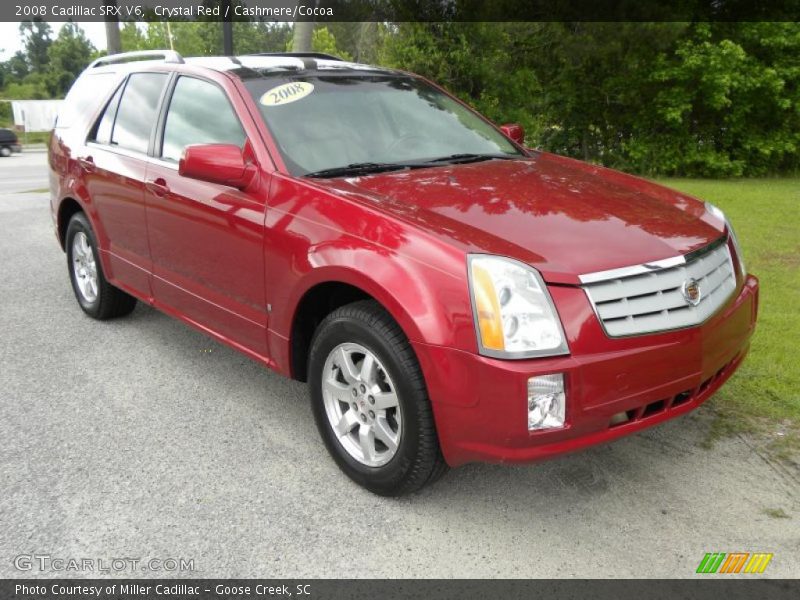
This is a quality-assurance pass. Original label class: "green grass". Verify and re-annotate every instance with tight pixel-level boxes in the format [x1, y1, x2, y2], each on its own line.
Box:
[658, 178, 800, 460]
[15, 131, 51, 145]
[763, 507, 791, 519]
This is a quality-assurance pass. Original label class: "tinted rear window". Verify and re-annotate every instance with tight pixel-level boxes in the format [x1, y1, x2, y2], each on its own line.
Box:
[56, 73, 117, 129]
[111, 73, 168, 154]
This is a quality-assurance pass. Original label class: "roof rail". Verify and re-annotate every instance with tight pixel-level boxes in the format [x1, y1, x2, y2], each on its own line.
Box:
[250, 52, 343, 62]
[89, 50, 185, 69]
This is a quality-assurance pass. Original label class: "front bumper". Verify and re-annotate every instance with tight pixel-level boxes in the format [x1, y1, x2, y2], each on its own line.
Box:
[414, 275, 759, 467]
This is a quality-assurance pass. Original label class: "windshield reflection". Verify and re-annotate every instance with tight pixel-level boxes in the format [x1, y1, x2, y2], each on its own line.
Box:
[246, 75, 522, 176]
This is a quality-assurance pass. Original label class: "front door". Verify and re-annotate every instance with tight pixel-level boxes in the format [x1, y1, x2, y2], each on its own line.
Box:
[144, 75, 269, 357]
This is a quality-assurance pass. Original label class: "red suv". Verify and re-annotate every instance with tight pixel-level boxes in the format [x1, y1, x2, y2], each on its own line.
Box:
[50, 51, 758, 495]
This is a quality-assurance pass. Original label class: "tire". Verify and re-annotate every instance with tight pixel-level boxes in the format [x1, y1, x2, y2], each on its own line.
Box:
[0, 146, 11, 157]
[308, 300, 448, 496]
[65, 212, 137, 320]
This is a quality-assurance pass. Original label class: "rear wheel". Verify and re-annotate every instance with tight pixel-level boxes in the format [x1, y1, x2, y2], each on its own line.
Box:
[308, 300, 448, 496]
[0, 146, 11, 157]
[65, 212, 137, 320]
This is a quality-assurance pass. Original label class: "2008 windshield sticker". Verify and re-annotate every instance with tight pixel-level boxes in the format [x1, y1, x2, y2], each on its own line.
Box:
[260, 82, 315, 107]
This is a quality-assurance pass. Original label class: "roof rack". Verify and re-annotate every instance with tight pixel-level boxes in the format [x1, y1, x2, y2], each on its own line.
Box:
[250, 52, 343, 62]
[89, 50, 185, 69]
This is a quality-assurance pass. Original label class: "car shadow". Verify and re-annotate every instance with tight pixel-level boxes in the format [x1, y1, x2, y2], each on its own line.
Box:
[115, 303, 734, 510]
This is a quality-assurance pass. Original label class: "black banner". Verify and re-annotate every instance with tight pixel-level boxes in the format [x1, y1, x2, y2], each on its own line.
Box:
[3, 0, 800, 22]
[2, 579, 800, 600]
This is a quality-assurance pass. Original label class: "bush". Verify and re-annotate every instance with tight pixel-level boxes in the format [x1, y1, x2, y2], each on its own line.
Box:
[381, 22, 800, 177]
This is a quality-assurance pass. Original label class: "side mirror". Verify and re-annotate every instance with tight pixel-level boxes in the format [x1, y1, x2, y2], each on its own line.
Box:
[179, 144, 255, 189]
[499, 123, 525, 145]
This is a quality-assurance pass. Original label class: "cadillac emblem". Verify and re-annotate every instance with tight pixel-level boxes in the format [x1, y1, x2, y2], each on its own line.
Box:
[682, 278, 702, 306]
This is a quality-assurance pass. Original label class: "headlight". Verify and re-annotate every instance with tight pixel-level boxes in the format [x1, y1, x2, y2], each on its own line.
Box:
[705, 202, 746, 277]
[468, 255, 569, 359]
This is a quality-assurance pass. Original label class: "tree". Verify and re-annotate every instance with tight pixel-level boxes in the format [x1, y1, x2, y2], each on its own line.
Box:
[119, 22, 153, 51]
[320, 22, 383, 61]
[631, 22, 800, 176]
[381, 22, 800, 176]
[234, 22, 293, 54]
[286, 26, 352, 59]
[3, 51, 30, 83]
[380, 23, 544, 136]
[46, 22, 97, 96]
[19, 19, 53, 72]
[309, 28, 352, 60]
[104, 1, 122, 54]
[292, 21, 313, 52]
[2, 18, 798, 175]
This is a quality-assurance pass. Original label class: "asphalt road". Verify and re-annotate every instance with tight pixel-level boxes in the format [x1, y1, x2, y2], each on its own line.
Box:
[1, 151, 798, 578]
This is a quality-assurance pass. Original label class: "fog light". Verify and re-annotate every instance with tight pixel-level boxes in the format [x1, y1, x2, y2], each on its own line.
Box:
[528, 373, 566, 430]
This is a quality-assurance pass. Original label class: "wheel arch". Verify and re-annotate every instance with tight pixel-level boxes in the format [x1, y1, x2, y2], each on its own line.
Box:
[287, 271, 426, 383]
[56, 196, 86, 250]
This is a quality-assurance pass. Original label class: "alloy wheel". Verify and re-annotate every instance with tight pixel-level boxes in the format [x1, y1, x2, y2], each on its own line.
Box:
[71, 231, 98, 303]
[321, 342, 402, 467]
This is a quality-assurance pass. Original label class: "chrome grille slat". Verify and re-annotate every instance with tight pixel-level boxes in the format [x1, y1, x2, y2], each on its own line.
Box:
[701, 264, 731, 296]
[582, 239, 736, 337]
[598, 288, 689, 319]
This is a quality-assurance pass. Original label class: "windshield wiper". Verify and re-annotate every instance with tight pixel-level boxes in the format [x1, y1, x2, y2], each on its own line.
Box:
[304, 162, 411, 178]
[424, 153, 519, 165]
[304, 154, 519, 178]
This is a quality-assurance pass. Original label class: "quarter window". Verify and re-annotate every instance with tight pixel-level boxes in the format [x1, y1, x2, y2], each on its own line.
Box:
[92, 82, 124, 145]
[161, 76, 246, 163]
[110, 73, 168, 154]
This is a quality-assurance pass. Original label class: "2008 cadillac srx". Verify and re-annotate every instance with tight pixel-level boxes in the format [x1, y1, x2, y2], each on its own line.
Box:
[49, 51, 758, 495]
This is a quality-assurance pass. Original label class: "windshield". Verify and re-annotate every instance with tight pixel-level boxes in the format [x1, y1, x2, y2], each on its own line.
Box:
[245, 75, 523, 177]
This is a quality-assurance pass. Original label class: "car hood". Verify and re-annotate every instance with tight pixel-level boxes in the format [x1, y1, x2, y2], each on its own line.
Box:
[311, 153, 724, 284]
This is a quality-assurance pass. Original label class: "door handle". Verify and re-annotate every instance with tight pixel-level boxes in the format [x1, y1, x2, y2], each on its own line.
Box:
[77, 156, 95, 173]
[145, 178, 170, 197]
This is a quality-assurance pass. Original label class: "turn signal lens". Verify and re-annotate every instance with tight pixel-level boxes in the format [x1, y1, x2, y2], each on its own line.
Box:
[472, 263, 504, 351]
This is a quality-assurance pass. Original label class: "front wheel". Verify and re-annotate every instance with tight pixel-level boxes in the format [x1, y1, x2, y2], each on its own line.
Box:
[308, 300, 447, 496]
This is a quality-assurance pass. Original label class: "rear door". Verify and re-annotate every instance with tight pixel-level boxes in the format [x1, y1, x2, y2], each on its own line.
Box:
[83, 72, 169, 298]
[144, 74, 269, 357]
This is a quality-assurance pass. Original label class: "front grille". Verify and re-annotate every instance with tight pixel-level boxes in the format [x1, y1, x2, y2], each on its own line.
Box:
[581, 238, 736, 337]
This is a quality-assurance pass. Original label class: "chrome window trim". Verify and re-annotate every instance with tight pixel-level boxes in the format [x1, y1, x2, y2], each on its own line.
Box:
[147, 156, 180, 170]
[86, 141, 178, 171]
[86, 141, 150, 162]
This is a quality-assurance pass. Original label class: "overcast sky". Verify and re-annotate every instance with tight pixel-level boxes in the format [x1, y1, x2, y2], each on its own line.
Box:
[0, 22, 108, 61]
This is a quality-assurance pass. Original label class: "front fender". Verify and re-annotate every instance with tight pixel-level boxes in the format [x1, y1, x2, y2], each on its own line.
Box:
[264, 176, 478, 376]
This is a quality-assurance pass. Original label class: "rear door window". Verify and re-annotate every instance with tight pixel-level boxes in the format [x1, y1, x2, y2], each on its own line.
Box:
[110, 73, 169, 154]
[161, 76, 245, 162]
